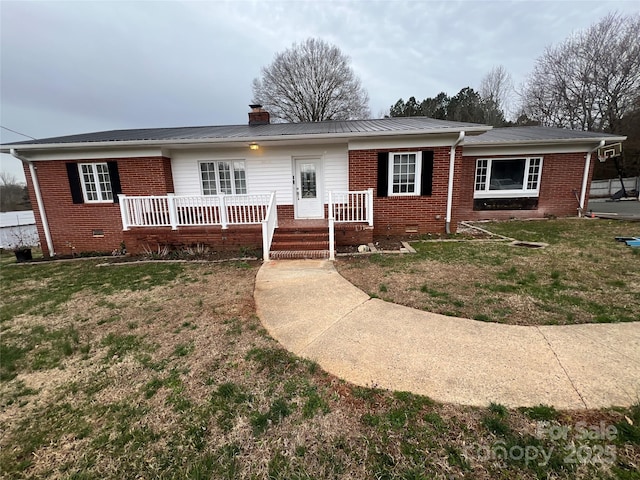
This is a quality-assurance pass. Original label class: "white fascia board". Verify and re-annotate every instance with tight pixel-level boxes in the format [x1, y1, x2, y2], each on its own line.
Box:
[8, 146, 166, 162]
[463, 136, 627, 157]
[0, 126, 490, 154]
[462, 139, 626, 157]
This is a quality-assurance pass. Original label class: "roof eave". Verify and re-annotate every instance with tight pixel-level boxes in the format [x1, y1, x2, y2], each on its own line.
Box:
[0, 125, 491, 153]
[464, 135, 627, 147]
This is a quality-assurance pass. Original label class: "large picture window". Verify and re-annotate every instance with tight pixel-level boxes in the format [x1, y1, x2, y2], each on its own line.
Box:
[79, 163, 113, 202]
[474, 157, 542, 198]
[200, 161, 247, 195]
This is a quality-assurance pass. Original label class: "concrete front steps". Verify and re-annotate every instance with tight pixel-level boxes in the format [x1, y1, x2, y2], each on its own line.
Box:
[269, 222, 330, 260]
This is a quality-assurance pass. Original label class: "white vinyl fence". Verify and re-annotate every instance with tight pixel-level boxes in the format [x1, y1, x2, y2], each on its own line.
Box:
[0, 211, 39, 249]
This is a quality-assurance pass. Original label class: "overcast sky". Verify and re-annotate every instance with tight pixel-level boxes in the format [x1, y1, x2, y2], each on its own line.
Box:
[1, 0, 639, 181]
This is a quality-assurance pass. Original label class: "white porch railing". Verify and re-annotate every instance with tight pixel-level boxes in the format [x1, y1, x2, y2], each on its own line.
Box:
[119, 190, 372, 262]
[118, 193, 273, 230]
[328, 188, 374, 260]
[261, 192, 278, 261]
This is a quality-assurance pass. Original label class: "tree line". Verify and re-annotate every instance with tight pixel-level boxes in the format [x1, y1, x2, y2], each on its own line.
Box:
[251, 12, 638, 177]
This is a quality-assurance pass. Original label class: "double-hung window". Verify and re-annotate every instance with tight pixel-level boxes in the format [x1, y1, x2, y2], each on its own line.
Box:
[474, 157, 543, 198]
[78, 163, 113, 202]
[200, 161, 247, 195]
[377, 151, 433, 198]
[389, 152, 422, 196]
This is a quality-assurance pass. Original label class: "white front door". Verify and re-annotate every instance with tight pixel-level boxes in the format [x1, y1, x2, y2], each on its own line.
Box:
[294, 158, 323, 218]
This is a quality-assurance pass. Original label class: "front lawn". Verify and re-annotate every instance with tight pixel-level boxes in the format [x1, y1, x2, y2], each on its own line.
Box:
[337, 219, 640, 325]
[1, 254, 639, 479]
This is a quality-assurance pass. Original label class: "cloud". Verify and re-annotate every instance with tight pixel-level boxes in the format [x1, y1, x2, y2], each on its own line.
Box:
[1, 0, 638, 141]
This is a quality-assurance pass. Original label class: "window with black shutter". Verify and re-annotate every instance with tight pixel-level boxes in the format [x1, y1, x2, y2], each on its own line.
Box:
[420, 151, 434, 196]
[67, 162, 121, 203]
[377, 152, 388, 197]
[66, 163, 84, 204]
[376, 151, 434, 197]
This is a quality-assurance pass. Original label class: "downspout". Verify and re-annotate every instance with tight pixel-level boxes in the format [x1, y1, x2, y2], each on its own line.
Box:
[579, 140, 605, 217]
[445, 131, 465, 234]
[10, 149, 55, 256]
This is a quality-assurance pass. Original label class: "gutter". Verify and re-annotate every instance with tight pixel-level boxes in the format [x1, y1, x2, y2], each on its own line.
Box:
[10, 149, 55, 256]
[578, 140, 605, 217]
[464, 135, 627, 148]
[445, 131, 465, 234]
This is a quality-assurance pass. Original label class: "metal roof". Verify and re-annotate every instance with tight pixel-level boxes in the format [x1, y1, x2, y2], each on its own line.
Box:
[2, 119, 627, 152]
[465, 126, 626, 145]
[3, 117, 489, 148]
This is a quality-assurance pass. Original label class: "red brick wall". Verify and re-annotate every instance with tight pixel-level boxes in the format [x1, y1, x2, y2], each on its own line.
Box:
[24, 157, 173, 257]
[123, 204, 294, 255]
[26, 149, 591, 256]
[334, 224, 374, 246]
[349, 146, 456, 235]
[123, 225, 264, 254]
[458, 152, 591, 221]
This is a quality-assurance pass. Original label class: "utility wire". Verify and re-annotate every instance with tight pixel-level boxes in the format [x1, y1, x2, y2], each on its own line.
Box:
[0, 125, 36, 140]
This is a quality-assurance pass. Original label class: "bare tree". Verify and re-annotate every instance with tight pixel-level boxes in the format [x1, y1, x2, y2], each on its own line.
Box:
[0, 172, 31, 212]
[520, 12, 640, 132]
[480, 65, 514, 120]
[252, 38, 370, 122]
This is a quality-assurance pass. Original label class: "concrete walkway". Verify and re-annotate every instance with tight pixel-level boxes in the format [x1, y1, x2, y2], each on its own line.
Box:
[254, 260, 640, 409]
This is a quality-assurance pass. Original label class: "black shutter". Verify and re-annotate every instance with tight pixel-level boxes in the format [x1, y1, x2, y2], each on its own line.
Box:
[107, 161, 122, 203]
[377, 152, 388, 198]
[421, 151, 434, 196]
[66, 163, 84, 204]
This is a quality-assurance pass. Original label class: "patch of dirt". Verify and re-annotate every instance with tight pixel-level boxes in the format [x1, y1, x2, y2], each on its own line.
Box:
[337, 236, 404, 254]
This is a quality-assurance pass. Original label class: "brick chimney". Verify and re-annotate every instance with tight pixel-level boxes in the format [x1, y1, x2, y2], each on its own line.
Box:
[248, 104, 270, 125]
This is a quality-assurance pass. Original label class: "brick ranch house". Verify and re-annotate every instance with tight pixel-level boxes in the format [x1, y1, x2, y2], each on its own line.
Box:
[1, 107, 626, 260]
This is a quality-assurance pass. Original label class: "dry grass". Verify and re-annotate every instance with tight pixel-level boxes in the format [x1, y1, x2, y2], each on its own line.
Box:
[337, 219, 640, 325]
[1, 253, 639, 479]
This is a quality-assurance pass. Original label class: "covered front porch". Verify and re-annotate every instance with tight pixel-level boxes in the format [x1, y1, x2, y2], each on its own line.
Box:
[118, 190, 373, 260]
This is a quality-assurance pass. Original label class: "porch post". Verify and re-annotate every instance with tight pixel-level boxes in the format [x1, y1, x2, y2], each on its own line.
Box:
[166, 194, 178, 230]
[219, 195, 228, 229]
[367, 188, 374, 226]
[118, 194, 129, 231]
[328, 217, 335, 261]
[262, 221, 269, 262]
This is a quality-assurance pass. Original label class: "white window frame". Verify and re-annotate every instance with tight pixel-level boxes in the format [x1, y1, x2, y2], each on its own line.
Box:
[199, 160, 247, 195]
[78, 163, 113, 203]
[388, 151, 422, 196]
[474, 157, 543, 199]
